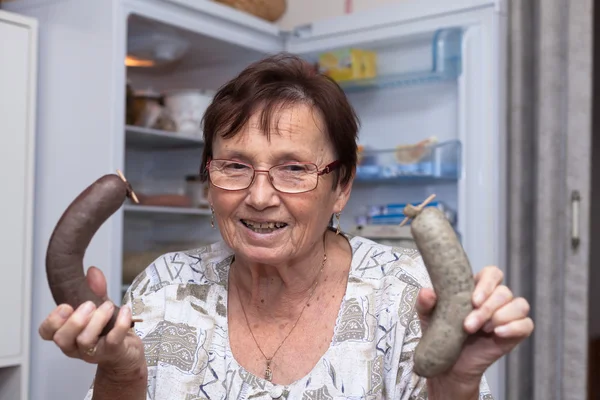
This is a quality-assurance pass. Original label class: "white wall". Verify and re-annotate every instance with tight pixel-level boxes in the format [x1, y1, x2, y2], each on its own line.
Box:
[276, 0, 403, 30]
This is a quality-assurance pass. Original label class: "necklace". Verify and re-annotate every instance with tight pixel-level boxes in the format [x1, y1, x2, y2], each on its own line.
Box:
[234, 249, 327, 382]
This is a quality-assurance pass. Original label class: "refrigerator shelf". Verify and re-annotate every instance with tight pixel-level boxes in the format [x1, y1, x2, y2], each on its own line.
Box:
[354, 139, 461, 183]
[125, 125, 204, 150]
[338, 27, 463, 93]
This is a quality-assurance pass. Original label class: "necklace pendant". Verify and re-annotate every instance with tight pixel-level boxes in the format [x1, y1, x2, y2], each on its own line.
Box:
[265, 361, 273, 382]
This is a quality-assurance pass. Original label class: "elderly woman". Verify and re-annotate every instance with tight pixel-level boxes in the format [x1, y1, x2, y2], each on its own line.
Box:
[40, 53, 533, 400]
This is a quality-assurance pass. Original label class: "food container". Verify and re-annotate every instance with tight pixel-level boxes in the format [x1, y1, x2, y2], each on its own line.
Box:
[318, 48, 377, 82]
[127, 178, 192, 207]
[355, 139, 461, 181]
[163, 89, 213, 136]
[132, 90, 163, 128]
[185, 175, 209, 207]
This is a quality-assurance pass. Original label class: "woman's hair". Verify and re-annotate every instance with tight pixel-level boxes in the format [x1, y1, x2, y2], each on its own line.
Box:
[199, 52, 359, 189]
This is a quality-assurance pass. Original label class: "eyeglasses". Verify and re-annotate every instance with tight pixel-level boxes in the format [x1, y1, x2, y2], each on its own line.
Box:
[206, 159, 341, 194]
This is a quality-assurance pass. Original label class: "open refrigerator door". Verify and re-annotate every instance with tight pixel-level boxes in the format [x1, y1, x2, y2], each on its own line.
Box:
[285, 0, 507, 396]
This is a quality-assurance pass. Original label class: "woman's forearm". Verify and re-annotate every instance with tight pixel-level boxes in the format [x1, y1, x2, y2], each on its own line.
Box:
[91, 365, 148, 400]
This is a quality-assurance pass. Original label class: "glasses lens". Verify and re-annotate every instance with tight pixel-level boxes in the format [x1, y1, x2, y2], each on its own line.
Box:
[209, 160, 253, 190]
[271, 163, 318, 193]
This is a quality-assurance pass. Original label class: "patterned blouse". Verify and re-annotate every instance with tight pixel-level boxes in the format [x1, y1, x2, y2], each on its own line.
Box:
[84, 234, 494, 399]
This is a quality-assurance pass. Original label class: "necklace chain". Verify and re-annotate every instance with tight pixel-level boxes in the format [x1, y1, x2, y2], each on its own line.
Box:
[235, 250, 327, 382]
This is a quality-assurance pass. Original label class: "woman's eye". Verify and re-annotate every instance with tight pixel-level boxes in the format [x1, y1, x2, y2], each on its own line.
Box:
[225, 163, 249, 170]
[283, 164, 308, 172]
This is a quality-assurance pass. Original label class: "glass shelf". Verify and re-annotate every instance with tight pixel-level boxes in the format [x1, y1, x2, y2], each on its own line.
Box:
[125, 125, 204, 150]
[354, 139, 461, 184]
[338, 27, 463, 93]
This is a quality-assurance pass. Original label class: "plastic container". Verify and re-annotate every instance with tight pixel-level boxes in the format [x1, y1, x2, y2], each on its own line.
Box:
[355, 139, 461, 182]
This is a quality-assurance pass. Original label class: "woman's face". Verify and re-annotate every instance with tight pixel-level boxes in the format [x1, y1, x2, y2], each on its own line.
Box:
[207, 103, 352, 266]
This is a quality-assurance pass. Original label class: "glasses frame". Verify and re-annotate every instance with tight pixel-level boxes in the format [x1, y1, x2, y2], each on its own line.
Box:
[206, 158, 341, 194]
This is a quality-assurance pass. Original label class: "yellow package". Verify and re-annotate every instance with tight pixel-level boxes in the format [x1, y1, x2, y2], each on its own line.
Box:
[319, 49, 377, 82]
[361, 50, 377, 80]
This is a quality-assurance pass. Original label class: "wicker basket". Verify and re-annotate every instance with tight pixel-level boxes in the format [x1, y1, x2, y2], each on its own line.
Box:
[215, 0, 286, 22]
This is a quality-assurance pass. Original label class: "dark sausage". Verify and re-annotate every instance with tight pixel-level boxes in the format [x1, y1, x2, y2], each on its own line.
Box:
[403, 202, 475, 378]
[45, 172, 137, 336]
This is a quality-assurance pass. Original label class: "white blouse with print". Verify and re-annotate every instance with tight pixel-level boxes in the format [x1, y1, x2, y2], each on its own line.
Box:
[84, 235, 494, 400]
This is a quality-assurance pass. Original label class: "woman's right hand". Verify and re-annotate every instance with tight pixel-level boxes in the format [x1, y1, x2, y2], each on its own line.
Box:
[38, 266, 147, 381]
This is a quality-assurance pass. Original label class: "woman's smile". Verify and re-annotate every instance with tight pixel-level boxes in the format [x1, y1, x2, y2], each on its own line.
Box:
[240, 218, 289, 234]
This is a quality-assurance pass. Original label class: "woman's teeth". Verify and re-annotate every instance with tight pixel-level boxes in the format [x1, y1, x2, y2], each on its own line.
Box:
[241, 220, 287, 232]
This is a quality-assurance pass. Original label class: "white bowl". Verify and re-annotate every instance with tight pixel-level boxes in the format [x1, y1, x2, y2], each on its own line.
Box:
[163, 89, 213, 135]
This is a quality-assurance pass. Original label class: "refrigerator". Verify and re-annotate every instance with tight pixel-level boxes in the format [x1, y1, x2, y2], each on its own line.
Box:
[3, 0, 507, 398]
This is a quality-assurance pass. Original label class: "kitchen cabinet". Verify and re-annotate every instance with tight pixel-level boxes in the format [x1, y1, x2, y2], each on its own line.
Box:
[0, 9, 37, 400]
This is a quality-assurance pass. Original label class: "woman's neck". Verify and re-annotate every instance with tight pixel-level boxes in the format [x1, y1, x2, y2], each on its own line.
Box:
[231, 233, 330, 322]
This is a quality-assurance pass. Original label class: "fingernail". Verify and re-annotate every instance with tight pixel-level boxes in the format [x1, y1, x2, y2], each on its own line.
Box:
[473, 292, 484, 306]
[118, 305, 131, 322]
[120, 305, 130, 317]
[101, 301, 114, 311]
[80, 301, 95, 315]
[495, 326, 509, 336]
[58, 305, 71, 319]
[465, 316, 478, 331]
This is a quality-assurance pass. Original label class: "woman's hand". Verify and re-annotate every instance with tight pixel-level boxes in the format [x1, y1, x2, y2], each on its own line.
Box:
[416, 265, 534, 392]
[39, 266, 147, 382]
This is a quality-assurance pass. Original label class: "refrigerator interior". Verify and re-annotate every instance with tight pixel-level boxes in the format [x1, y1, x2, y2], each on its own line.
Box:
[296, 29, 462, 237]
[121, 13, 464, 288]
[122, 13, 271, 287]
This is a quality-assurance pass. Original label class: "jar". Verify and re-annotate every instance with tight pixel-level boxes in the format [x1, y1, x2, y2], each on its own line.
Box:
[133, 90, 163, 128]
[185, 175, 209, 207]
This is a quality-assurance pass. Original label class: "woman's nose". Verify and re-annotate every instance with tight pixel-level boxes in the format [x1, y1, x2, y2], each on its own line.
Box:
[245, 171, 279, 210]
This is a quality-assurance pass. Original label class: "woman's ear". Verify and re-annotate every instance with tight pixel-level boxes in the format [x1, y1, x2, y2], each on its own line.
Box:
[334, 174, 354, 214]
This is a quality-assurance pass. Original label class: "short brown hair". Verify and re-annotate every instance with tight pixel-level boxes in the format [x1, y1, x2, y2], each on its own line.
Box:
[199, 52, 359, 189]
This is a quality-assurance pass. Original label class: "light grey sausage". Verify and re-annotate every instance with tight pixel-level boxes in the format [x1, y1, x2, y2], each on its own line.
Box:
[404, 204, 475, 378]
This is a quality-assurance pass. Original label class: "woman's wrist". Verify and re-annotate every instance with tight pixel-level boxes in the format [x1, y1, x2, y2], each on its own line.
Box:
[96, 359, 148, 384]
[92, 363, 148, 400]
[427, 375, 481, 400]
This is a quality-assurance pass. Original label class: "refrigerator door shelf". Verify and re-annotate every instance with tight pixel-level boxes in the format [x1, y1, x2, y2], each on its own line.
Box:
[338, 28, 463, 93]
[355, 139, 461, 183]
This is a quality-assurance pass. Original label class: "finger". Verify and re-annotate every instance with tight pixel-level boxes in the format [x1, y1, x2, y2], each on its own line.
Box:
[415, 288, 436, 317]
[494, 317, 534, 338]
[464, 285, 513, 333]
[481, 297, 530, 333]
[53, 301, 97, 356]
[472, 266, 504, 307]
[39, 304, 73, 340]
[86, 266, 109, 301]
[104, 305, 133, 351]
[76, 300, 115, 357]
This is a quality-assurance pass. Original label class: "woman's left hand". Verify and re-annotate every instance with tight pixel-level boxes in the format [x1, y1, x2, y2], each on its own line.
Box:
[416, 265, 534, 389]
